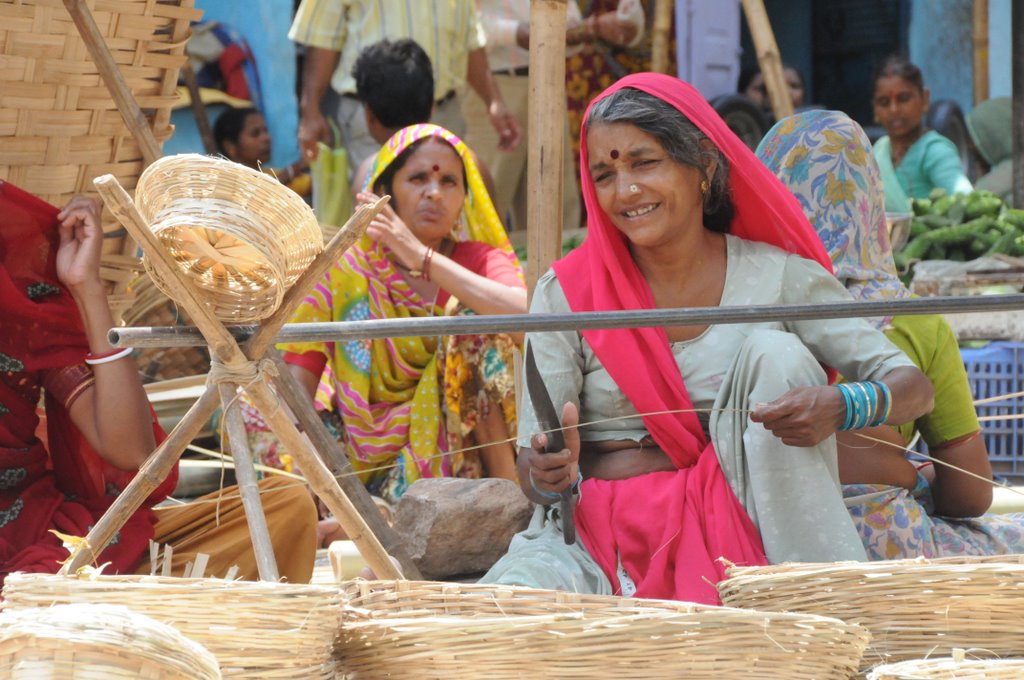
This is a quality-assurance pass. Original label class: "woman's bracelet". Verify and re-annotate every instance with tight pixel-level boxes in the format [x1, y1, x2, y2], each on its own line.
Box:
[422, 247, 435, 282]
[836, 381, 891, 430]
[84, 347, 133, 365]
[529, 468, 582, 501]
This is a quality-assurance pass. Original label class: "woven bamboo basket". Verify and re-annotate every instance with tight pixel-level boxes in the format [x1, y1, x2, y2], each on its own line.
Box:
[0, 602, 220, 679]
[0, 0, 200, 320]
[336, 580, 870, 679]
[2, 573, 344, 679]
[133, 154, 323, 322]
[717, 555, 1024, 670]
[868, 656, 1024, 679]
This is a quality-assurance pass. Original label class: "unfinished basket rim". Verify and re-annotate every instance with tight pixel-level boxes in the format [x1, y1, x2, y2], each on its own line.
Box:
[0, 602, 221, 679]
[718, 555, 1024, 669]
[2, 573, 343, 680]
[337, 579, 870, 679]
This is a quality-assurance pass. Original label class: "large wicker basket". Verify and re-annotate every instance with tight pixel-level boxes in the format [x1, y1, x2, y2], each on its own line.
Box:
[134, 154, 323, 322]
[718, 555, 1024, 670]
[337, 580, 870, 679]
[868, 656, 1024, 679]
[0, 602, 221, 679]
[2, 573, 344, 679]
[0, 0, 200, 320]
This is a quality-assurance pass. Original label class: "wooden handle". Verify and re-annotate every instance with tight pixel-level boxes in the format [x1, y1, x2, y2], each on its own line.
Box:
[740, 0, 794, 120]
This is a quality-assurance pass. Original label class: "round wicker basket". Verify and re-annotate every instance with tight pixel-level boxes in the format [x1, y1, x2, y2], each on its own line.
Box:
[134, 154, 322, 322]
[2, 573, 343, 679]
[337, 580, 870, 679]
[0, 602, 220, 679]
[868, 656, 1024, 679]
[717, 555, 1024, 669]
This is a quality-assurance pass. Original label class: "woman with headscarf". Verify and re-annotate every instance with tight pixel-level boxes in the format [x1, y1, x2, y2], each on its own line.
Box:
[760, 110, 1024, 559]
[0, 185, 316, 584]
[272, 124, 525, 518]
[481, 74, 934, 604]
[967, 97, 1013, 205]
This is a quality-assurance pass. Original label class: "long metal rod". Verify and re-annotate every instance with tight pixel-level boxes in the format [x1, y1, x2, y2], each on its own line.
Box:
[110, 294, 1024, 348]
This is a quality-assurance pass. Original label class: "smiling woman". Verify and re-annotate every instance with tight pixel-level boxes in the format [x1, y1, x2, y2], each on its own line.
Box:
[481, 74, 934, 604]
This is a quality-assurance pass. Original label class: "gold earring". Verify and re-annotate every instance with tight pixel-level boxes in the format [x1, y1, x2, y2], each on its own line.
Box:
[700, 179, 709, 196]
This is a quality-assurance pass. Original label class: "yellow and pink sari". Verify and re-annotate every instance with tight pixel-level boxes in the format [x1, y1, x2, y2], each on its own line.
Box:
[266, 124, 522, 501]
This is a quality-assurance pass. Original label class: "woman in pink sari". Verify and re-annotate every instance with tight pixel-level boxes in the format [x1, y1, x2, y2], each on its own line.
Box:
[482, 73, 934, 604]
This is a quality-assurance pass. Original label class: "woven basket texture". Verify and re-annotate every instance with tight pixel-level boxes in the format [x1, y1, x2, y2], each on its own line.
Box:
[336, 579, 871, 679]
[0, 602, 220, 679]
[122, 275, 209, 382]
[718, 555, 1024, 670]
[0, 0, 200, 319]
[868, 656, 1024, 679]
[134, 154, 323, 322]
[1, 573, 343, 679]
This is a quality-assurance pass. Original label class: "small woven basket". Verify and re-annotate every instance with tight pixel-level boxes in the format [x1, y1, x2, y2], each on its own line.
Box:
[337, 580, 870, 679]
[2, 573, 344, 679]
[718, 555, 1024, 669]
[134, 154, 323, 322]
[0, 602, 221, 679]
[869, 656, 1024, 679]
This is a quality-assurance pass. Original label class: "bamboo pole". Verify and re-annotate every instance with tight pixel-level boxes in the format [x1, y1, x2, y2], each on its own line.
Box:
[1014, 1, 1023, 208]
[218, 383, 280, 581]
[182, 63, 217, 155]
[63, 0, 162, 166]
[973, 0, 990, 106]
[651, 0, 674, 75]
[526, 0, 569, 296]
[740, 0, 793, 120]
[109, 294, 1024, 348]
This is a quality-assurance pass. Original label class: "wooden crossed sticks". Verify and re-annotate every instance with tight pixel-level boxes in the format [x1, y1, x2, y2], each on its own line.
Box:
[59, 175, 416, 581]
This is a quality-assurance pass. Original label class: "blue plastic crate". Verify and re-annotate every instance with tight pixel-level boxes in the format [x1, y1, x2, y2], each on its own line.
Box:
[961, 342, 1024, 480]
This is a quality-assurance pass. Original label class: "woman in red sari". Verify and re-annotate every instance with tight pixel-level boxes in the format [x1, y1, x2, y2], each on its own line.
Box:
[0, 185, 316, 584]
[482, 73, 934, 604]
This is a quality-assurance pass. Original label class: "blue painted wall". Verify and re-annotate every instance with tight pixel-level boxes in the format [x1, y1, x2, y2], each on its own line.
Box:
[989, 0, 1012, 98]
[908, 0, 974, 112]
[164, 0, 300, 167]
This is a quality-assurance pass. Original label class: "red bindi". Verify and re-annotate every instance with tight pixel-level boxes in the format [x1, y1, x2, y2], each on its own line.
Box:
[432, 164, 440, 172]
[610, 149, 619, 160]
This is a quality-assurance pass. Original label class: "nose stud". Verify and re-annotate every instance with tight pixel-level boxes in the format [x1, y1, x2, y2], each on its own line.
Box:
[629, 184, 639, 194]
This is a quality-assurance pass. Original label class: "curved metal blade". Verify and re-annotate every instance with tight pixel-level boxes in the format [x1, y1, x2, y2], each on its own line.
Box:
[524, 343, 575, 544]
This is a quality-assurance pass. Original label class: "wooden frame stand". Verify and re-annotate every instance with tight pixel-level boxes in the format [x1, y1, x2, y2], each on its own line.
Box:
[59, 175, 413, 581]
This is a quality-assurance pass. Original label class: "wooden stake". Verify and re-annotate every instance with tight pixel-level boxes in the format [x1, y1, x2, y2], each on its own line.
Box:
[62, 0, 162, 166]
[651, 0, 674, 75]
[1014, 0, 1024, 208]
[244, 380, 403, 579]
[181, 62, 217, 155]
[218, 383, 281, 581]
[740, 0, 793, 121]
[973, 0, 990, 106]
[526, 0, 569, 297]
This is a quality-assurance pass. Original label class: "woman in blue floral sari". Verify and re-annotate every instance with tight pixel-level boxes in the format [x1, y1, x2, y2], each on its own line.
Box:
[758, 110, 1024, 559]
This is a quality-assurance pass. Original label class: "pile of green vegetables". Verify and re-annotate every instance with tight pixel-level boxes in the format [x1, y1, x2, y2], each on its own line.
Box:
[894, 189, 1024, 271]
